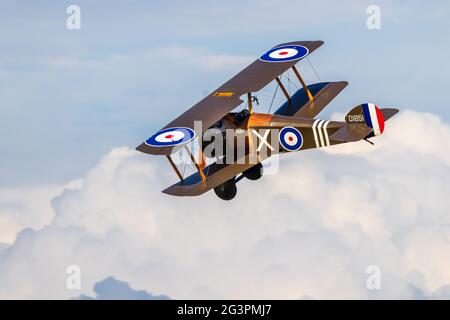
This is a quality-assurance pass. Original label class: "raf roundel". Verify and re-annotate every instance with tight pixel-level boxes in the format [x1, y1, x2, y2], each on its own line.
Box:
[145, 127, 196, 147]
[259, 45, 309, 63]
[279, 126, 303, 151]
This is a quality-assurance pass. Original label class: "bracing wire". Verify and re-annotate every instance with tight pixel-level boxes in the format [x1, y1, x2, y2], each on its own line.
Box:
[281, 73, 300, 90]
[259, 88, 286, 101]
[268, 84, 279, 114]
[180, 146, 195, 174]
[306, 57, 321, 82]
[180, 150, 187, 177]
[288, 70, 291, 95]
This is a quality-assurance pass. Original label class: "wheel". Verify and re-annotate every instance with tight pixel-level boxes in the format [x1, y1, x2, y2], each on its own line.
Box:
[214, 179, 237, 200]
[243, 163, 263, 180]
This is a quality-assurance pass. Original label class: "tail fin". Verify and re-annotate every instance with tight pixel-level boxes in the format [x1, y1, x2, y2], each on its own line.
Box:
[345, 103, 385, 136]
[331, 103, 399, 143]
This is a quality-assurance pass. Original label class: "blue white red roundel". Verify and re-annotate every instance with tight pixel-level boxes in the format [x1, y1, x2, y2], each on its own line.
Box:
[259, 45, 309, 63]
[145, 127, 196, 147]
[279, 126, 303, 151]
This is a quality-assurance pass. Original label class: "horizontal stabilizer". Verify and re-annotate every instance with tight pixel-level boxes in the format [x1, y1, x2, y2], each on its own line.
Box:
[333, 105, 399, 142]
[380, 108, 399, 121]
[330, 125, 372, 142]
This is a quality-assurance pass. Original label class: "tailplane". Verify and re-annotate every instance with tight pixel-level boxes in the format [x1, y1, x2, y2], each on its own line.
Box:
[331, 103, 399, 143]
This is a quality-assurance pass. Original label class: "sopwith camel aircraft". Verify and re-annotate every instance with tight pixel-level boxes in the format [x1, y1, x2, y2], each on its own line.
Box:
[136, 40, 399, 200]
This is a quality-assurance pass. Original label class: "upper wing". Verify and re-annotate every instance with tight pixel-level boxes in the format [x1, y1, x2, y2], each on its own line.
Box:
[136, 40, 324, 155]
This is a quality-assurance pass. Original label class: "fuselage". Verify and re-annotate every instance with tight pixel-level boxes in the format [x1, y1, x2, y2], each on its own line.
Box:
[201, 111, 347, 162]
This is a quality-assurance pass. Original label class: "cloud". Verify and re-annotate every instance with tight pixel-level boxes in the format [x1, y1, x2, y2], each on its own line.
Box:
[431, 285, 450, 300]
[0, 110, 449, 299]
[77, 276, 170, 300]
[0, 180, 81, 243]
[0, 243, 9, 252]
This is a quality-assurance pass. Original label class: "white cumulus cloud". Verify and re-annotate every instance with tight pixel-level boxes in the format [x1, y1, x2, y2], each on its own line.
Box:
[0, 110, 449, 299]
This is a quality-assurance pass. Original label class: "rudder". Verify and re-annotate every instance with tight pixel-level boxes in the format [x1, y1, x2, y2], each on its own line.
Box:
[346, 103, 385, 136]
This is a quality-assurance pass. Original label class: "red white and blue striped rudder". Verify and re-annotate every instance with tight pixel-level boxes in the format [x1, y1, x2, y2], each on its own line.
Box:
[362, 103, 385, 136]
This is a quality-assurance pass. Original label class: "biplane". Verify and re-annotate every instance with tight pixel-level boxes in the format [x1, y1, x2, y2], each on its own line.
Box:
[136, 40, 398, 200]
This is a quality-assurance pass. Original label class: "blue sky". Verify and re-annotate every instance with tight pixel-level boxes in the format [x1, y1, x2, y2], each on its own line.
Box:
[1, 0, 449, 186]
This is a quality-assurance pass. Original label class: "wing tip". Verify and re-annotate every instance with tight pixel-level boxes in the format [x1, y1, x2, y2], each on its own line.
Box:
[135, 142, 172, 156]
[135, 142, 145, 151]
[273, 40, 325, 49]
[333, 80, 349, 89]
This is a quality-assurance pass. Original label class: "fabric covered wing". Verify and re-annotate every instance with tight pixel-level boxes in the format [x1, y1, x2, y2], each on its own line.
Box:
[162, 162, 256, 197]
[293, 81, 348, 118]
[137, 40, 324, 155]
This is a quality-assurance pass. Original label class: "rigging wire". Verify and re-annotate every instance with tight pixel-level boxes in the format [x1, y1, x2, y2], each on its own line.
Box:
[281, 73, 300, 90]
[180, 150, 187, 177]
[258, 88, 286, 101]
[306, 57, 321, 82]
[267, 84, 279, 114]
[288, 70, 291, 95]
[181, 145, 196, 174]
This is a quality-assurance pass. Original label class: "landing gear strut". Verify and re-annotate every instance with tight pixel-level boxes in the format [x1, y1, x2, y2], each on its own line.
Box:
[213, 163, 264, 200]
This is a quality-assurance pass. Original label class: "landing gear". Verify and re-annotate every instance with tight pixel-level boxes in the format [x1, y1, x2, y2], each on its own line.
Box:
[242, 163, 263, 181]
[213, 164, 264, 200]
[213, 179, 237, 201]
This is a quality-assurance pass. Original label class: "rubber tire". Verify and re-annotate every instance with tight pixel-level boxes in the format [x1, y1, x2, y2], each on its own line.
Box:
[214, 180, 237, 200]
[243, 163, 263, 181]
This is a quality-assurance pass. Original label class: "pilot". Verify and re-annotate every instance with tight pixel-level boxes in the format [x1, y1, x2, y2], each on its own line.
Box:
[234, 109, 250, 123]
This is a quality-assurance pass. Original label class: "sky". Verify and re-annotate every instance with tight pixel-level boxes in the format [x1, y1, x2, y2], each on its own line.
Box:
[0, 0, 449, 299]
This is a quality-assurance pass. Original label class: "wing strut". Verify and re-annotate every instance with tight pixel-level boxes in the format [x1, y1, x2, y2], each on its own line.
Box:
[166, 155, 184, 181]
[184, 145, 206, 182]
[292, 65, 314, 102]
[247, 92, 253, 114]
[275, 77, 291, 106]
